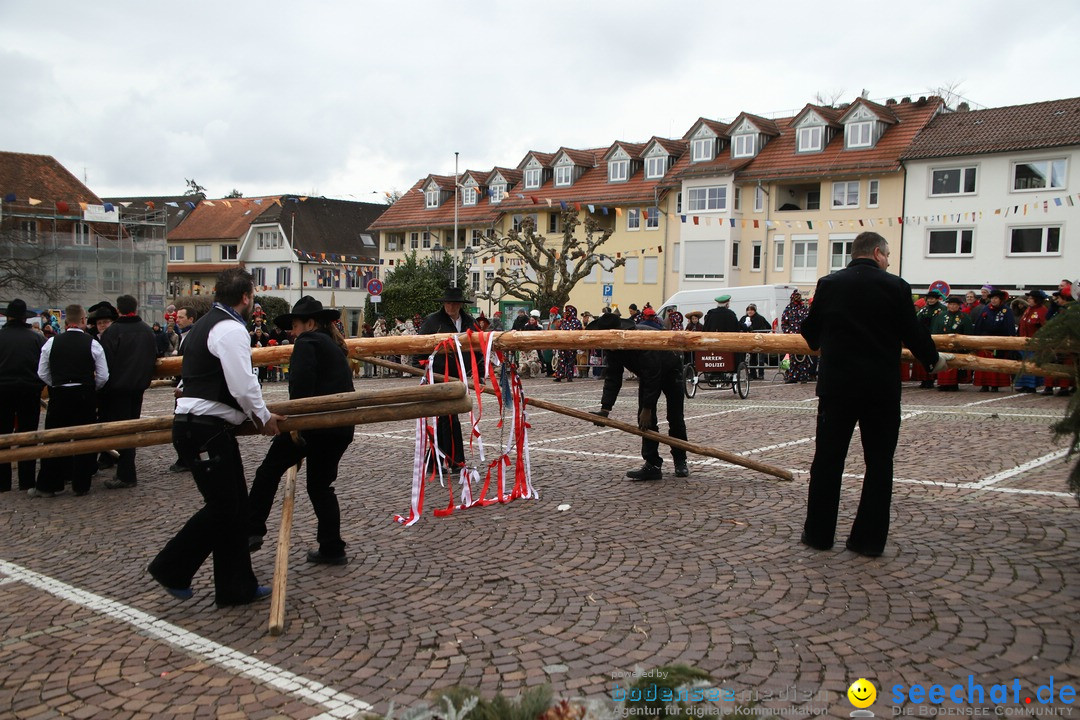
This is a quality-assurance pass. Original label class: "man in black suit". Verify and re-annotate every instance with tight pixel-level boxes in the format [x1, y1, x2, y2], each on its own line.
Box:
[0, 299, 45, 492]
[800, 232, 950, 557]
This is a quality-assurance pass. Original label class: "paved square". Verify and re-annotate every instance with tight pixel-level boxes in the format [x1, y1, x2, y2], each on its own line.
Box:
[1, 376, 1077, 718]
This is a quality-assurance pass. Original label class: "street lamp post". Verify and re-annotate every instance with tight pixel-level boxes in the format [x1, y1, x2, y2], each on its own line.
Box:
[452, 151, 459, 288]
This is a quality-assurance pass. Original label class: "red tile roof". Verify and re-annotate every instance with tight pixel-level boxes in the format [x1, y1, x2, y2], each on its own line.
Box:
[642, 137, 688, 158]
[841, 97, 899, 124]
[168, 196, 279, 240]
[497, 148, 672, 209]
[792, 104, 844, 128]
[552, 147, 598, 168]
[604, 141, 647, 160]
[901, 96, 1080, 160]
[168, 263, 239, 274]
[734, 97, 943, 182]
[730, 112, 781, 137]
[682, 118, 730, 140]
[517, 151, 555, 170]
[369, 178, 502, 231]
[488, 167, 522, 186]
[0, 151, 103, 207]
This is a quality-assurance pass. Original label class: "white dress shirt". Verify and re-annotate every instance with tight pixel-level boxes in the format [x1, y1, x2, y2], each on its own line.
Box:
[37, 327, 109, 390]
[175, 309, 271, 426]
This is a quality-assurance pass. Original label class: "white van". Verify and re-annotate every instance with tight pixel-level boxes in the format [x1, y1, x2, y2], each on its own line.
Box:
[659, 284, 800, 331]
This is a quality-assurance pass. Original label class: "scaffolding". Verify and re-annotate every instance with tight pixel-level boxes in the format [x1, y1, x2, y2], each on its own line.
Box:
[0, 202, 168, 323]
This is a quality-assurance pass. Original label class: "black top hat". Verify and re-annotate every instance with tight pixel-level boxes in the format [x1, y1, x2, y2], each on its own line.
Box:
[274, 296, 341, 330]
[438, 286, 468, 303]
[2, 298, 28, 320]
[87, 301, 118, 322]
[946, 296, 963, 305]
[1026, 289, 1048, 302]
[586, 313, 635, 331]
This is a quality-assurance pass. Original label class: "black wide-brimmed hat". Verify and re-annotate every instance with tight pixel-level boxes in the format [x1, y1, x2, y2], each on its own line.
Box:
[586, 313, 635, 331]
[2, 298, 29, 320]
[274, 296, 340, 329]
[438, 286, 468, 303]
[87, 301, 118, 322]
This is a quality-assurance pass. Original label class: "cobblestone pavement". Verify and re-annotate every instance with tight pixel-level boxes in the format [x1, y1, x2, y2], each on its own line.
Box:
[1, 374, 1078, 719]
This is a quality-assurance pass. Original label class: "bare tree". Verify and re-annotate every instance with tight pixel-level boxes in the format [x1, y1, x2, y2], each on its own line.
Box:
[0, 228, 74, 302]
[813, 88, 847, 107]
[929, 80, 967, 110]
[477, 208, 625, 311]
[225, 188, 244, 198]
[184, 178, 206, 196]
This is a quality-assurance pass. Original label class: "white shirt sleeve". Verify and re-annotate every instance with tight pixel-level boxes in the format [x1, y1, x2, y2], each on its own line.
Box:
[37, 337, 54, 386]
[208, 319, 271, 424]
[91, 338, 109, 390]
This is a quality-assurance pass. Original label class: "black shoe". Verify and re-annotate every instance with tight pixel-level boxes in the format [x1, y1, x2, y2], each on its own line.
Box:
[626, 463, 662, 481]
[1042, 388, 1056, 395]
[148, 566, 193, 601]
[674, 463, 689, 478]
[104, 478, 137, 489]
[306, 550, 348, 566]
[979, 386, 990, 392]
[168, 462, 190, 473]
[990, 386, 999, 392]
[217, 586, 271, 608]
[800, 531, 833, 551]
[845, 540, 884, 557]
[248, 535, 264, 552]
[919, 381, 935, 388]
[73, 489, 89, 497]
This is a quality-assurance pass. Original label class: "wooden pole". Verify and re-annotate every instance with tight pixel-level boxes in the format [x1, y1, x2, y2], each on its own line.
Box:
[359, 356, 794, 482]
[0, 383, 467, 450]
[154, 331, 1071, 379]
[268, 457, 299, 637]
[0, 395, 473, 464]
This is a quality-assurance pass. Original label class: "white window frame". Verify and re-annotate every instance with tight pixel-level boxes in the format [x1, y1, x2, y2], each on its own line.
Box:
[829, 235, 856, 273]
[731, 241, 740, 269]
[687, 186, 727, 212]
[791, 236, 818, 283]
[73, 222, 91, 246]
[410, 232, 419, 249]
[754, 186, 764, 213]
[384, 235, 399, 252]
[797, 126, 823, 153]
[930, 166, 978, 196]
[524, 168, 541, 189]
[608, 159, 629, 183]
[623, 256, 639, 283]
[168, 245, 184, 262]
[927, 228, 975, 257]
[1012, 158, 1068, 192]
[733, 187, 741, 211]
[676, 192, 682, 214]
[554, 165, 573, 187]
[425, 189, 440, 208]
[66, 266, 86, 291]
[732, 134, 756, 158]
[195, 244, 211, 262]
[846, 121, 873, 148]
[422, 231, 432, 249]
[1007, 225, 1062, 256]
[868, 179, 880, 208]
[751, 241, 763, 272]
[832, 181, 859, 208]
[347, 269, 363, 289]
[645, 156, 667, 179]
[489, 183, 505, 204]
[471, 229, 484, 247]
[276, 266, 292, 288]
[627, 208, 640, 231]
[683, 240, 725, 280]
[462, 186, 477, 206]
[643, 256, 658, 284]
[645, 207, 659, 231]
[102, 268, 121, 294]
[774, 236, 785, 272]
[220, 244, 237, 261]
[251, 267, 266, 287]
[691, 137, 715, 162]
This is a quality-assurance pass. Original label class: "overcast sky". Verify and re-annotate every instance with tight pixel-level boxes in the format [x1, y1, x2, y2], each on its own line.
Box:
[2, 1, 1078, 202]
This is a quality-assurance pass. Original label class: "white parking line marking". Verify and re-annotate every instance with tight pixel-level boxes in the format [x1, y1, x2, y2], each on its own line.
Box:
[0, 560, 373, 719]
[968, 449, 1070, 489]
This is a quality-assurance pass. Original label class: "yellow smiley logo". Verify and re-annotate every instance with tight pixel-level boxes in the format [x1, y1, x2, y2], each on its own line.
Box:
[848, 678, 877, 709]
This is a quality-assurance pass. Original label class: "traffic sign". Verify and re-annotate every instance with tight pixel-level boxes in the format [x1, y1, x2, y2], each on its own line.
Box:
[366, 278, 383, 295]
[602, 284, 613, 298]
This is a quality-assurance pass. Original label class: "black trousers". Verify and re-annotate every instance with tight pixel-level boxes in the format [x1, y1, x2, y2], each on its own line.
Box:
[100, 389, 145, 484]
[149, 418, 258, 606]
[0, 387, 42, 491]
[248, 432, 352, 557]
[641, 365, 688, 467]
[37, 385, 97, 494]
[803, 394, 901, 553]
[436, 413, 466, 467]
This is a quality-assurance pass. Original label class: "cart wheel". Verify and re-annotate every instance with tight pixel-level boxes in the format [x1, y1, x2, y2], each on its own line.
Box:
[684, 363, 698, 399]
[734, 364, 750, 399]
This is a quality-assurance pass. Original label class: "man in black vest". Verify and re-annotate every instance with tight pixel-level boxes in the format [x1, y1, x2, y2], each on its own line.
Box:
[149, 268, 283, 607]
[99, 295, 158, 489]
[34, 304, 110, 497]
[0, 299, 46, 492]
[800, 232, 951, 557]
[167, 303, 201, 473]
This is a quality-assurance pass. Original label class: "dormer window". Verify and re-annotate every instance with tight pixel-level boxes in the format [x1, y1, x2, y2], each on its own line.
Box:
[609, 159, 629, 183]
[797, 126, 824, 153]
[462, 186, 477, 206]
[846, 121, 873, 149]
[425, 188, 440, 208]
[555, 165, 573, 187]
[524, 168, 541, 189]
[645, 156, 667, 179]
[489, 183, 505, 204]
[732, 134, 757, 158]
[691, 137, 715, 162]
